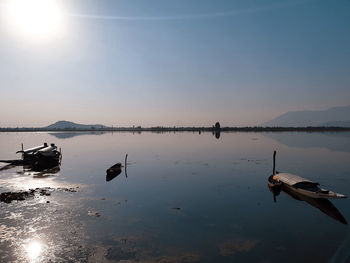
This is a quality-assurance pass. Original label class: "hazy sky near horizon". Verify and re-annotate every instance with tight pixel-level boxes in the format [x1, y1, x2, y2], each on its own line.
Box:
[0, 0, 349, 127]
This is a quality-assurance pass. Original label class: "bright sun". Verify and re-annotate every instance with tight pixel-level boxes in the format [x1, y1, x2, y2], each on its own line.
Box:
[8, 0, 63, 38]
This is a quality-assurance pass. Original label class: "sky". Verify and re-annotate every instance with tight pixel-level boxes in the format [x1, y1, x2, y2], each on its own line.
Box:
[0, 0, 349, 127]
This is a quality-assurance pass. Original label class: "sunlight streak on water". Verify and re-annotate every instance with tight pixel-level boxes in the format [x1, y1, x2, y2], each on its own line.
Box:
[0, 168, 81, 191]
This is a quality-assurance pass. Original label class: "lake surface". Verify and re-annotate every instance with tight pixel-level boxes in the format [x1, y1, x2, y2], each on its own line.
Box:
[0, 131, 349, 263]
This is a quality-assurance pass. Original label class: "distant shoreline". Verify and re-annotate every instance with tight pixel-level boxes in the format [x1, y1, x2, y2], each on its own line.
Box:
[1, 127, 350, 132]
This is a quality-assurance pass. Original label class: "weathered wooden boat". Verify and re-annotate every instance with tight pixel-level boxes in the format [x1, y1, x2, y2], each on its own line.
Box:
[269, 173, 346, 199]
[0, 143, 61, 168]
[268, 151, 346, 199]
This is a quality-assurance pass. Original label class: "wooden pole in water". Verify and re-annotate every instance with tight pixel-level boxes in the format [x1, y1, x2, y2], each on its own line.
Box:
[273, 151, 276, 175]
[125, 154, 128, 178]
[59, 148, 62, 165]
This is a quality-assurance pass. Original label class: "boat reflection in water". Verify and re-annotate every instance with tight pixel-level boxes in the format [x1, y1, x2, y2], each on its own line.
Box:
[268, 183, 347, 225]
[106, 168, 122, 182]
[106, 163, 122, 182]
[31, 165, 61, 178]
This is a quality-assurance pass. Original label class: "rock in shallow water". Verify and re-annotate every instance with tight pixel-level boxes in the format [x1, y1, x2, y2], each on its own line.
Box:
[0, 190, 35, 203]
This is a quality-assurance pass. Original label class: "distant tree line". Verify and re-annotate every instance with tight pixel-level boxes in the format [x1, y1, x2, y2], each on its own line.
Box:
[1, 124, 350, 133]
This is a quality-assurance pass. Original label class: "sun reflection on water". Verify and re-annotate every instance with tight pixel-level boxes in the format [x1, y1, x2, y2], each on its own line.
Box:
[26, 240, 42, 261]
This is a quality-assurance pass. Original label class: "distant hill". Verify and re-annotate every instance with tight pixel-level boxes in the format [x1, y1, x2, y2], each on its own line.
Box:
[320, 120, 350, 127]
[262, 105, 350, 127]
[44, 121, 107, 130]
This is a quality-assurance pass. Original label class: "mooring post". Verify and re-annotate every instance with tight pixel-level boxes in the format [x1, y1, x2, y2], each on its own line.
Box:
[273, 151, 276, 175]
[125, 154, 128, 178]
[59, 148, 62, 164]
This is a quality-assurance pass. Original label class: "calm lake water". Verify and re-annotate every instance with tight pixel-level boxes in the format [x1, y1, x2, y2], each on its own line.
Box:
[0, 131, 350, 263]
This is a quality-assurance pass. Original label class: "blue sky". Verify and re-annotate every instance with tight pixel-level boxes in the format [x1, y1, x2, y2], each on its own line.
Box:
[0, 0, 349, 127]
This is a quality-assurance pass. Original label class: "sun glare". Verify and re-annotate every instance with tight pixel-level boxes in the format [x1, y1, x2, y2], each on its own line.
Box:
[26, 241, 42, 260]
[8, 0, 64, 38]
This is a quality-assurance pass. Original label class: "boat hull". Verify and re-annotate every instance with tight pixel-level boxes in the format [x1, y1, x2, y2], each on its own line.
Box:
[267, 175, 346, 199]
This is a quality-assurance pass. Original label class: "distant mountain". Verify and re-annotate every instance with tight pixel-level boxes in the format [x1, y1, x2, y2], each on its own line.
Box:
[262, 106, 350, 127]
[44, 121, 107, 130]
[320, 120, 350, 127]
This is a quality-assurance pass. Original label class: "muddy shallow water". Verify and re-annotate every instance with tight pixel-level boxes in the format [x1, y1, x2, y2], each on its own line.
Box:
[0, 131, 349, 262]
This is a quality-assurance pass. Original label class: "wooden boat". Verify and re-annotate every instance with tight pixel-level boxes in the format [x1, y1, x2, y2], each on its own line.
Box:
[0, 143, 61, 168]
[268, 151, 346, 199]
[107, 163, 122, 173]
[16, 143, 60, 163]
